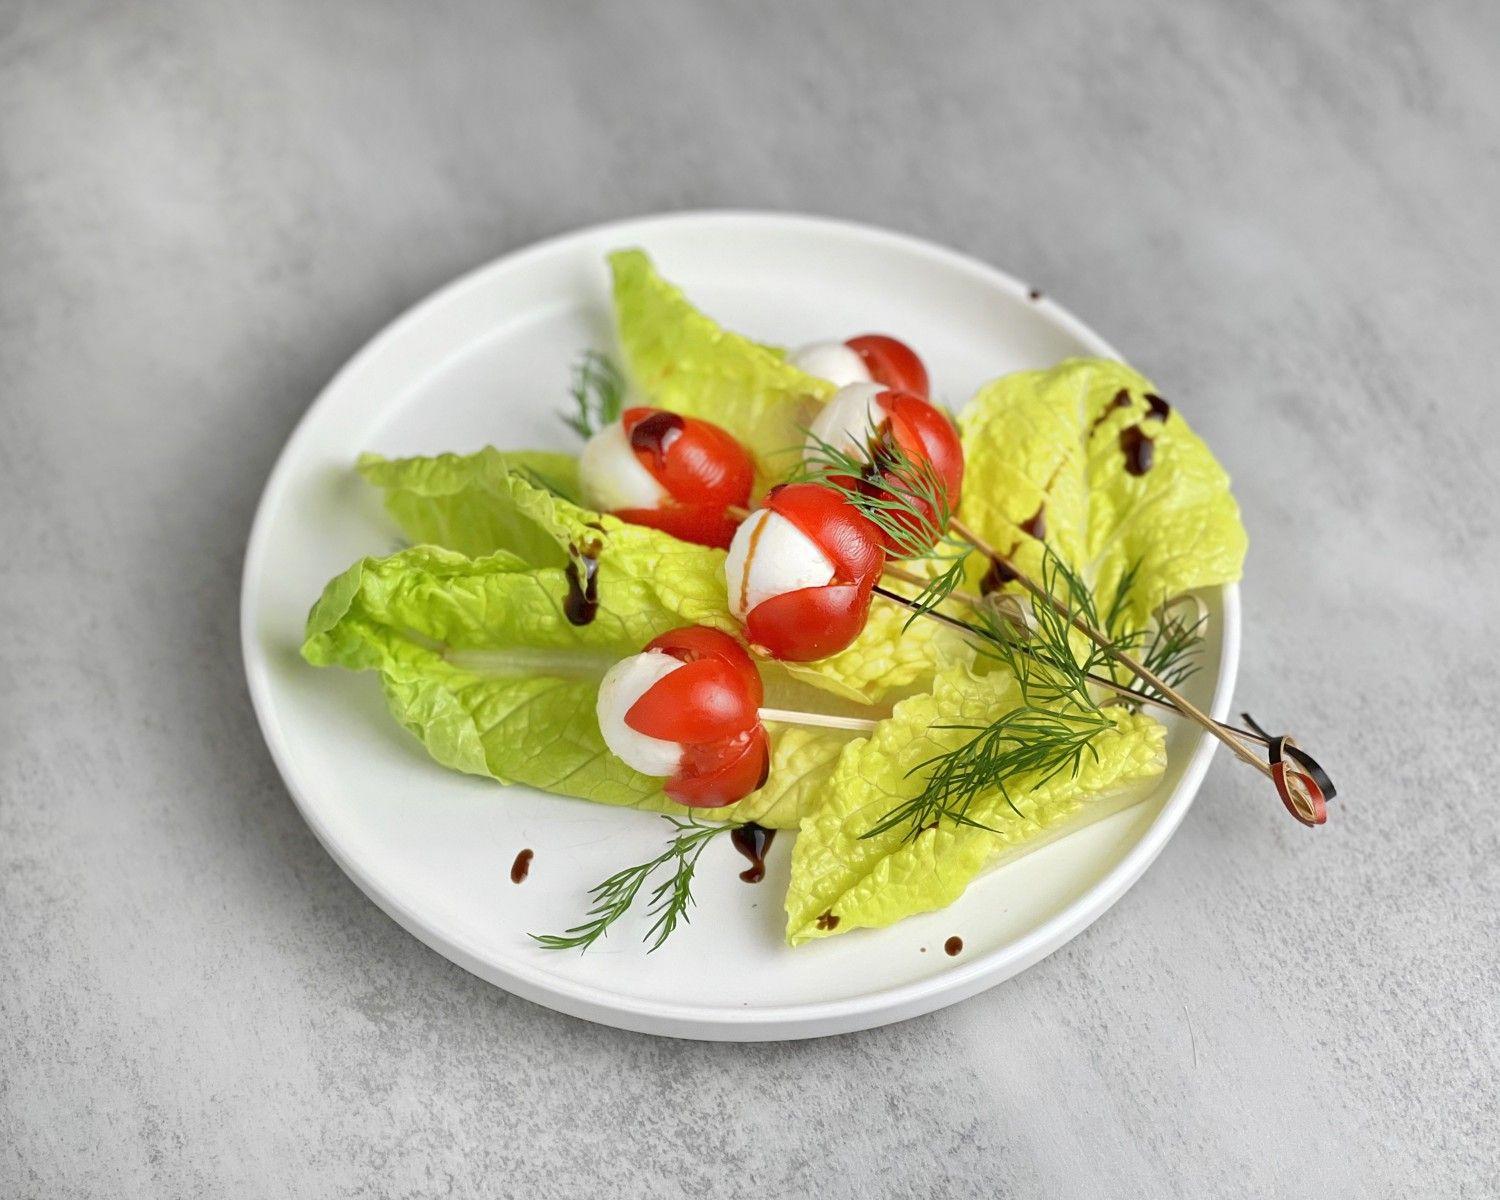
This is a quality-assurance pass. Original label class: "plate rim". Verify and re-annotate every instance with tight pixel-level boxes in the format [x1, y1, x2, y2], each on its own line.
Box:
[240, 209, 1240, 1040]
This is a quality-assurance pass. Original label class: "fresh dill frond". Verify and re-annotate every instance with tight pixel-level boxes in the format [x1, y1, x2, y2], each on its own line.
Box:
[798, 426, 955, 561]
[561, 350, 626, 439]
[865, 545, 1144, 843]
[531, 815, 735, 952]
[799, 424, 978, 627]
[1118, 595, 1207, 710]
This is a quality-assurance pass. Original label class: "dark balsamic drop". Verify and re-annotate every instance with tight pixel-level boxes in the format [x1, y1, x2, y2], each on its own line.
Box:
[510, 848, 534, 884]
[563, 538, 602, 625]
[1020, 503, 1046, 541]
[944, 936, 964, 956]
[1143, 392, 1171, 422]
[979, 542, 1023, 594]
[628, 410, 684, 469]
[1119, 426, 1155, 476]
[1089, 388, 1134, 435]
[730, 823, 776, 884]
[1028, 288, 1043, 301]
[816, 911, 840, 931]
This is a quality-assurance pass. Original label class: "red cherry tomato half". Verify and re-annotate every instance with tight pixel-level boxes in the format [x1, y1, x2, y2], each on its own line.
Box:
[764, 483, 884, 587]
[863, 390, 965, 555]
[845, 335, 929, 398]
[883, 392, 964, 503]
[666, 725, 771, 808]
[612, 503, 740, 550]
[745, 583, 876, 663]
[624, 658, 759, 743]
[645, 625, 764, 705]
[621, 407, 754, 506]
[608, 408, 754, 550]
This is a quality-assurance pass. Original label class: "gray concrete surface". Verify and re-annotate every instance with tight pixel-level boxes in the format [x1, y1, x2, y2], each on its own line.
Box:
[3, 1, 1497, 1196]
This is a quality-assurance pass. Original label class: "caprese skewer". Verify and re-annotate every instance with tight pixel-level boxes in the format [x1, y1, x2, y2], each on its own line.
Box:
[595, 625, 877, 807]
[580, 406, 755, 549]
[723, 483, 886, 662]
[788, 334, 930, 399]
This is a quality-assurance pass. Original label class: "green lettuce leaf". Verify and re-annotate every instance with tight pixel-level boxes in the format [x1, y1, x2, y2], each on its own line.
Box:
[784, 668, 1167, 943]
[610, 248, 834, 488]
[302, 543, 849, 828]
[959, 358, 1247, 629]
[357, 449, 583, 566]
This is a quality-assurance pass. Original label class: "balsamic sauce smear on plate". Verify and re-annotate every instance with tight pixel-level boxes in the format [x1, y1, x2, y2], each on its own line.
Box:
[730, 823, 776, 883]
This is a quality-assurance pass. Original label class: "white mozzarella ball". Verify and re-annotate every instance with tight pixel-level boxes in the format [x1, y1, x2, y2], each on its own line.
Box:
[724, 508, 835, 621]
[787, 341, 872, 388]
[803, 381, 889, 462]
[580, 420, 669, 511]
[595, 650, 686, 776]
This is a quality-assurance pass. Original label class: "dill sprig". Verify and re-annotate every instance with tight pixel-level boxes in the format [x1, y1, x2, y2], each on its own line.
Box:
[531, 815, 736, 952]
[865, 547, 1140, 841]
[799, 425, 978, 629]
[1117, 596, 1207, 710]
[799, 426, 957, 560]
[561, 350, 626, 439]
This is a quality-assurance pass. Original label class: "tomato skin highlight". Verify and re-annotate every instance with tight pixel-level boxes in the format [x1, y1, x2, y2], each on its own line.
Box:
[845, 335, 929, 398]
[884, 393, 964, 504]
[745, 583, 875, 663]
[644, 625, 764, 705]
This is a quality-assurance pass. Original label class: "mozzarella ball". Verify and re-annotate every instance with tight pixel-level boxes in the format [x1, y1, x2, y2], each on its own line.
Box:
[580, 419, 668, 511]
[724, 508, 835, 621]
[595, 650, 686, 776]
[787, 341, 873, 388]
[804, 381, 888, 462]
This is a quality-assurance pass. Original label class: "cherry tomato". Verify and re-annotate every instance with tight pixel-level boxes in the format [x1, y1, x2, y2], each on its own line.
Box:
[845, 335, 929, 398]
[736, 484, 885, 662]
[613, 407, 755, 550]
[620, 626, 771, 807]
[864, 390, 965, 554]
[668, 725, 771, 807]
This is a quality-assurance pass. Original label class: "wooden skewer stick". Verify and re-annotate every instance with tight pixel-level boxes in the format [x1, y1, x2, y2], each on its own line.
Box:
[757, 707, 877, 733]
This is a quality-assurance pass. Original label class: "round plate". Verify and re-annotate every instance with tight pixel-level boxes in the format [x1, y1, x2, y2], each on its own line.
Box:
[241, 211, 1239, 1041]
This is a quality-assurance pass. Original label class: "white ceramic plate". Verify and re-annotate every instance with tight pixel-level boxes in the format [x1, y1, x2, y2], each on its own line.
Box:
[241, 211, 1239, 1041]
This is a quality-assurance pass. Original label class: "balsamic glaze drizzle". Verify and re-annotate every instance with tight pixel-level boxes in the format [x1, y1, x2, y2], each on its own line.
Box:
[730, 823, 776, 883]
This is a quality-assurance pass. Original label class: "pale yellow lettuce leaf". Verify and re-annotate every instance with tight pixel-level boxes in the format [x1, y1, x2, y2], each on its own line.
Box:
[959, 358, 1246, 628]
[785, 668, 1166, 942]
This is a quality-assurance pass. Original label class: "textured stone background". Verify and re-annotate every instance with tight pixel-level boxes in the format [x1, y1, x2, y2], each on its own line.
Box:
[3, 2, 1497, 1196]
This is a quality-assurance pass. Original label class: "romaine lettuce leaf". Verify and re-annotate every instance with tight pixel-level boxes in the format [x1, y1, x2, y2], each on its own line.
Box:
[302, 544, 848, 828]
[610, 248, 833, 489]
[358, 449, 583, 566]
[959, 358, 1246, 629]
[784, 668, 1167, 942]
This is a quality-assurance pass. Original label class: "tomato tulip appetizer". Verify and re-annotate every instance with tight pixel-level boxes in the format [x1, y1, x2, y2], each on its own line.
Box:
[595, 626, 770, 807]
[580, 407, 754, 549]
[788, 334, 929, 398]
[804, 383, 965, 554]
[724, 483, 885, 662]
